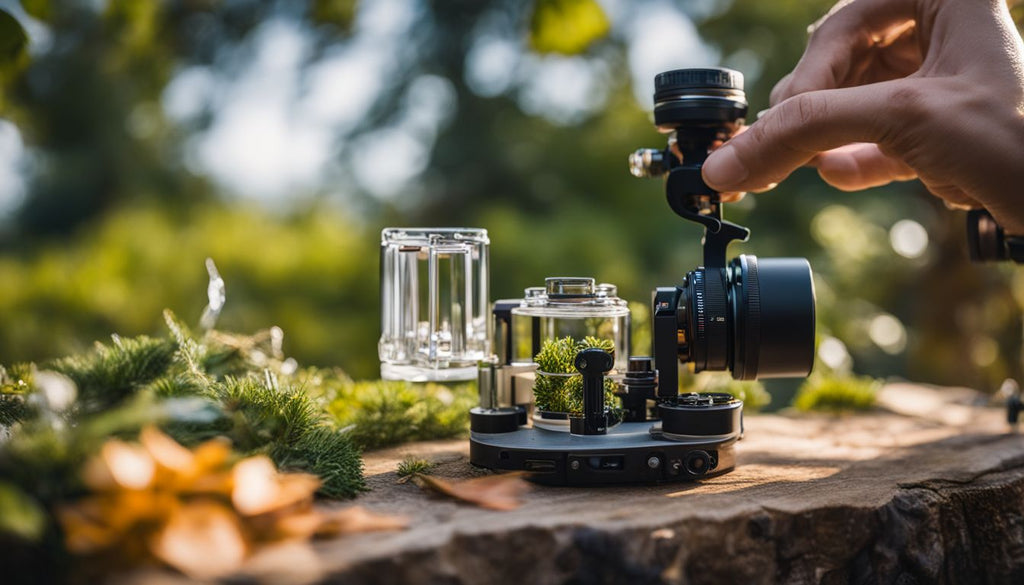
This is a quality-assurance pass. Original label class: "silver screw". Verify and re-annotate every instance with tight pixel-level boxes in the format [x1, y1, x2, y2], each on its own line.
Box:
[647, 456, 661, 469]
[570, 460, 581, 470]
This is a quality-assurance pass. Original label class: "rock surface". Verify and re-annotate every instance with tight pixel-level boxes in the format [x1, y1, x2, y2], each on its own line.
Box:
[129, 384, 1024, 584]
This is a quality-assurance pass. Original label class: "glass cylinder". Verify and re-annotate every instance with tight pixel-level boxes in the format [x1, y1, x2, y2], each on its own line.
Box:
[512, 277, 631, 427]
[511, 278, 631, 371]
[379, 228, 489, 381]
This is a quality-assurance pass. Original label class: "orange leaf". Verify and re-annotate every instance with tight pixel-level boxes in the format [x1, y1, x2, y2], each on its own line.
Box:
[150, 501, 247, 580]
[315, 506, 409, 536]
[414, 473, 531, 511]
[139, 426, 195, 472]
[231, 456, 320, 516]
[57, 503, 120, 554]
[83, 440, 155, 490]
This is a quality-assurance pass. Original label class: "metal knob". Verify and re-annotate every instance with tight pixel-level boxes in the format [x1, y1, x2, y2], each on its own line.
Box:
[629, 148, 667, 178]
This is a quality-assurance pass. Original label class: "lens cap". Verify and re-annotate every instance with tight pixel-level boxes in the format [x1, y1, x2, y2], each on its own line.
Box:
[654, 68, 744, 102]
[652, 67, 748, 129]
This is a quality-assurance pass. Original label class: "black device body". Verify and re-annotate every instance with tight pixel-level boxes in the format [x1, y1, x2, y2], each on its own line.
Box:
[470, 68, 814, 486]
[635, 68, 817, 392]
[966, 209, 1024, 263]
[469, 346, 742, 486]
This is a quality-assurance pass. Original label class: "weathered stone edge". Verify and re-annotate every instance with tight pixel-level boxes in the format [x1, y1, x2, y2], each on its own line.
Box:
[317, 464, 1024, 585]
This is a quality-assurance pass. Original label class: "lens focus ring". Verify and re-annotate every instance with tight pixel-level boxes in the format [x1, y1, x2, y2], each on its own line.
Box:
[686, 268, 729, 372]
[730, 255, 761, 381]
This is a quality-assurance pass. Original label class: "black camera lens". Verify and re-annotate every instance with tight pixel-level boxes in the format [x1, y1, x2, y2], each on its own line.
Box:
[653, 67, 748, 131]
[677, 255, 816, 380]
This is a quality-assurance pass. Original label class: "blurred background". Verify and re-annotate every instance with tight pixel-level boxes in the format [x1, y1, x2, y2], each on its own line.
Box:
[0, 0, 1022, 399]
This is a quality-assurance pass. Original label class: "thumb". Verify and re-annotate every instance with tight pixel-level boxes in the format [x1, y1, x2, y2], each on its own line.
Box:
[702, 80, 921, 193]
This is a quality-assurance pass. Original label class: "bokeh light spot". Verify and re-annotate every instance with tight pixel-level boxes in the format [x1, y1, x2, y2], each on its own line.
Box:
[868, 314, 907, 354]
[889, 219, 929, 259]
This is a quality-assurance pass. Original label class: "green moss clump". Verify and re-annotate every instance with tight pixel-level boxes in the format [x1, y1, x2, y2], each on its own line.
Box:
[322, 376, 476, 451]
[396, 456, 434, 480]
[793, 372, 880, 413]
[532, 336, 619, 415]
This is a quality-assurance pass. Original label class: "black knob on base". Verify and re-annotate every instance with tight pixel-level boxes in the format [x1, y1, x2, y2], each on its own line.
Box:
[570, 348, 614, 436]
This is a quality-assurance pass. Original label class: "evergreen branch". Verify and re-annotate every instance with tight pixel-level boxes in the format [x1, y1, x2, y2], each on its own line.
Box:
[49, 336, 176, 413]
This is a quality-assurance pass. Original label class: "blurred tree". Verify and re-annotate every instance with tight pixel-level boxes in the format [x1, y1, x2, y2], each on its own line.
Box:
[0, 0, 1020, 393]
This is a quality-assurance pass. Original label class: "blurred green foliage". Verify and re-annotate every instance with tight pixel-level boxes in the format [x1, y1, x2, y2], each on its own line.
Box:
[0, 203, 379, 378]
[793, 371, 880, 413]
[529, 0, 609, 55]
[0, 0, 1021, 406]
[0, 480, 45, 541]
[683, 370, 771, 412]
[323, 377, 476, 449]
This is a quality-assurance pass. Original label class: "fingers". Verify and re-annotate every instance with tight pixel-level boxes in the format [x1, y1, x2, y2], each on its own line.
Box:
[918, 177, 983, 210]
[703, 80, 918, 193]
[770, 0, 918, 105]
[810, 143, 917, 191]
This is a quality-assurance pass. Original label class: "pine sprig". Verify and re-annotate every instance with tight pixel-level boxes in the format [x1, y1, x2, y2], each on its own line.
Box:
[0, 364, 32, 426]
[3, 311, 369, 500]
[271, 425, 364, 499]
[49, 335, 176, 413]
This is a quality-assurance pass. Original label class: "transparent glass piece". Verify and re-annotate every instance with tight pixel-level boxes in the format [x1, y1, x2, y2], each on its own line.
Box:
[379, 228, 490, 381]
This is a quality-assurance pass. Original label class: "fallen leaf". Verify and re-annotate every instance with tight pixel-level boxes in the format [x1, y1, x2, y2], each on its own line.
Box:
[140, 426, 195, 472]
[316, 506, 409, 536]
[413, 473, 531, 511]
[191, 436, 233, 472]
[267, 510, 323, 540]
[232, 456, 320, 516]
[83, 440, 155, 490]
[57, 503, 119, 554]
[150, 501, 247, 580]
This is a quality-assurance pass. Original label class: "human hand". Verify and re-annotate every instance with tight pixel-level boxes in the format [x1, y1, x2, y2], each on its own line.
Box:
[701, 0, 1024, 234]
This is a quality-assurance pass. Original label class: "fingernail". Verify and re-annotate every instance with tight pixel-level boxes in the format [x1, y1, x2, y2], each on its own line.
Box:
[703, 145, 748, 189]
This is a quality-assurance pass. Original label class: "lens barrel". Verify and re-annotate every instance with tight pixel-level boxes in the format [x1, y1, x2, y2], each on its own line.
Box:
[678, 255, 815, 380]
[653, 67, 748, 130]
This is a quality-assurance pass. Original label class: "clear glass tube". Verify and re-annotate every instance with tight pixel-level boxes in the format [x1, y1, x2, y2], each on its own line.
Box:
[379, 228, 489, 381]
[511, 278, 631, 425]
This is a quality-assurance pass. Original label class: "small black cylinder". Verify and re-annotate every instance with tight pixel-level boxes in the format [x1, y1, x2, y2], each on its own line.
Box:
[619, 356, 657, 422]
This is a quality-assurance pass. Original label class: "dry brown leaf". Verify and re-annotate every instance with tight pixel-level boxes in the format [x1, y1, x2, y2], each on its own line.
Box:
[315, 506, 409, 536]
[232, 456, 320, 516]
[413, 473, 531, 511]
[140, 426, 195, 472]
[191, 436, 233, 472]
[57, 503, 120, 554]
[150, 501, 248, 580]
[268, 510, 324, 540]
[82, 440, 155, 490]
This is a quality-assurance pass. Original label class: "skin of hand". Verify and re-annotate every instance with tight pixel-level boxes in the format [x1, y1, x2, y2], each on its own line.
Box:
[701, 0, 1024, 234]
